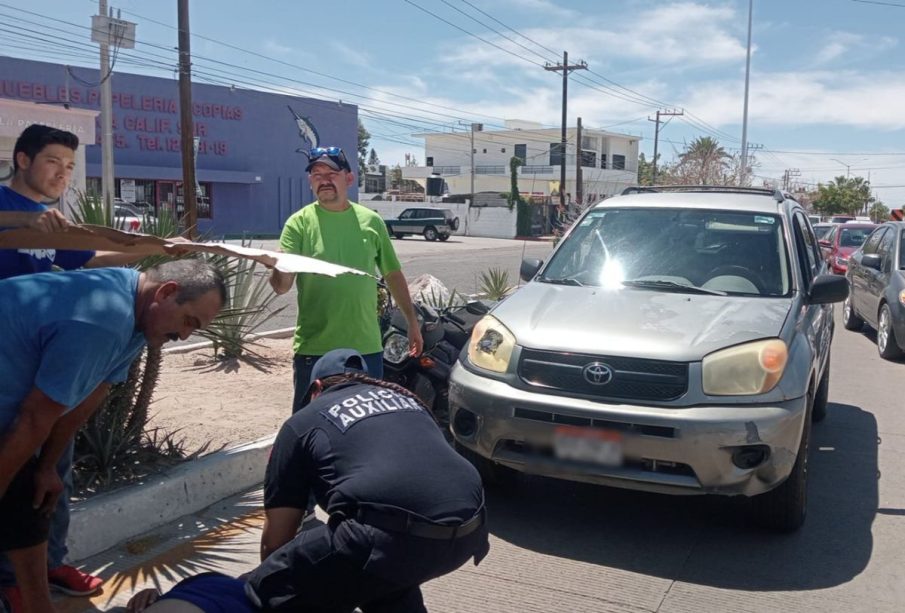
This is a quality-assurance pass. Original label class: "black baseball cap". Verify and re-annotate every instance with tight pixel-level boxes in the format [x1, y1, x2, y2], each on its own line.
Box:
[304, 146, 352, 173]
[299, 348, 369, 408]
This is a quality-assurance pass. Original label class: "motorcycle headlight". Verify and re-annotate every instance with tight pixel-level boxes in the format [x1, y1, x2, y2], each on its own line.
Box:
[467, 315, 516, 373]
[702, 339, 788, 396]
[835, 256, 847, 266]
[383, 332, 410, 364]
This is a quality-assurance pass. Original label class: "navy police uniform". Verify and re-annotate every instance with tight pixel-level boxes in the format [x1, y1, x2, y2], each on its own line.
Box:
[245, 349, 489, 612]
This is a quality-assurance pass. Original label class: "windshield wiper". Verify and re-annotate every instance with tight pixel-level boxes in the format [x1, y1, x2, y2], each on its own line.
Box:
[541, 277, 586, 287]
[621, 279, 726, 296]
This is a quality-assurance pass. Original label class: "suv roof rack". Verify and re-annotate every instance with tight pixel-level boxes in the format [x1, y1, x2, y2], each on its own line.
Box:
[621, 185, 790, 203]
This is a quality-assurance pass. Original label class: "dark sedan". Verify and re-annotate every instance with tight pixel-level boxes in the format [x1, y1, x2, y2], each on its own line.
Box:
[843, 221, 905, 359]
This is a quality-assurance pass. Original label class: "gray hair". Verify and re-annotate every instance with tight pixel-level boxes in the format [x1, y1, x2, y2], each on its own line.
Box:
[145, 259, 228, 307]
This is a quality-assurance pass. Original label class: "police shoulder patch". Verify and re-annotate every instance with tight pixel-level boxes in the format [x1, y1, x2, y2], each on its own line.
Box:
[319, 388, 424, 433]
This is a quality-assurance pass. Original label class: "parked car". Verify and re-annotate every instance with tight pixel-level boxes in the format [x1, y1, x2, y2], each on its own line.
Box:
[812, 222, 835, 241]
[843, 221, 905, 359]
[819, 222, 877, 274]
[384, 207, 460, 241]
[114, 203, 157, 233]
[449, 186, 847, 532]
[830, 215, 855, 223]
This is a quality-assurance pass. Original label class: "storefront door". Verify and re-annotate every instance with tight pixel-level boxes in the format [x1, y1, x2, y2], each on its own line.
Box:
[157, 181, 178, 219]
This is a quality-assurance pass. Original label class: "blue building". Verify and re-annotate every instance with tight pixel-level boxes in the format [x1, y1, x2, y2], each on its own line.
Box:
[0, 56, 358, 236]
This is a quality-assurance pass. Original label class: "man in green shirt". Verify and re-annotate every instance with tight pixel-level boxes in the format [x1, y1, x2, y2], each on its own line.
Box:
[270, 146, 423, 413]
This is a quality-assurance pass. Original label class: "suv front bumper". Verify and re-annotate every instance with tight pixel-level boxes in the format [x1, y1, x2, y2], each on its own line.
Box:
[449, 363, 807, 497]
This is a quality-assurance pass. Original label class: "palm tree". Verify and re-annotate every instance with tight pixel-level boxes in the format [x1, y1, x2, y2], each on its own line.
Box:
[675, 136, 731, 185]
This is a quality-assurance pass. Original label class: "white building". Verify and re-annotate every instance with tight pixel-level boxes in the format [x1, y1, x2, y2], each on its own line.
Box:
[402, 119, 640, 204]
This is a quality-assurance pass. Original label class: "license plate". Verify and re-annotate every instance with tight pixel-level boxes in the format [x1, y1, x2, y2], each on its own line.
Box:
[553, 426, 623, 467]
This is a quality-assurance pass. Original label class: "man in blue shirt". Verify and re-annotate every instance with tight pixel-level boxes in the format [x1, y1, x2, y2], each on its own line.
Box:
[0, 260, 227, 613]
[0, 123, 145, 279]
[0, 124, 164, 603]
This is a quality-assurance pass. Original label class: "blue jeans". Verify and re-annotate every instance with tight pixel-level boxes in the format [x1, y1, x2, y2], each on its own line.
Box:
[0, 441, 73, 586]
[291, 352, 383, 414]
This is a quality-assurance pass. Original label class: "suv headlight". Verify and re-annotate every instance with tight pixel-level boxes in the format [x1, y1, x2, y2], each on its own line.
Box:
[383, 332, 410, 364]
[702, 339, 788, 395]
[467, 315, 516, 373]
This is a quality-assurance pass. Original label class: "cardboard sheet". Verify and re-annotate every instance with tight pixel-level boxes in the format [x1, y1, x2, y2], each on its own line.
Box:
[0, 225, 371, 278]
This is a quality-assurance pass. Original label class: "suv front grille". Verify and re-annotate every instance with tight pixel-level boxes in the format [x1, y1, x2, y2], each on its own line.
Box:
[518, 349, 688, 401]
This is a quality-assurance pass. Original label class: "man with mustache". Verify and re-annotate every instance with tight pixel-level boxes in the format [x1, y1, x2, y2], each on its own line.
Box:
[0, 124, 190, 609]
[270, 146, 422, 414]
[0, 260, 226, 613]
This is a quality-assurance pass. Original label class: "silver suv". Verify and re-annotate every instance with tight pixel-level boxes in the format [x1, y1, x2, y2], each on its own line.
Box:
[449, 186, 848, 532]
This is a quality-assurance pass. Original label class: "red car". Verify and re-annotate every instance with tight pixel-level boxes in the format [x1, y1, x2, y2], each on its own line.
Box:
[820, 222, 877, 274]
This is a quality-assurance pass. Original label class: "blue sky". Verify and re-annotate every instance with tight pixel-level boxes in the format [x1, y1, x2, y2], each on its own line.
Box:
[3, 0, 905, 204]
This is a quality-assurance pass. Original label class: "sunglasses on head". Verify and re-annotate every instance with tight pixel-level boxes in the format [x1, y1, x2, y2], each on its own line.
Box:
[307, 146, 350, 171]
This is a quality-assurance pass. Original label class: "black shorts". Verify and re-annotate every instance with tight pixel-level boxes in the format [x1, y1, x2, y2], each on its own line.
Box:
[0, 457, 52, 552]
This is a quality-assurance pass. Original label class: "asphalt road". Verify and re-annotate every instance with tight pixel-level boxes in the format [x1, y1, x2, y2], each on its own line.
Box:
[114, 299, 905, 612]
[169, 236, 905, 609]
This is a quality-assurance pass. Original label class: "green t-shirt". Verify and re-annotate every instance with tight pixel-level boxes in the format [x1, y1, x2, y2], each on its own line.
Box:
[280, 201, 401, 356]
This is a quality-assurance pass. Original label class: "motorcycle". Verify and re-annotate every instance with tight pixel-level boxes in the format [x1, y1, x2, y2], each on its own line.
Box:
[382, 298, 491, 441]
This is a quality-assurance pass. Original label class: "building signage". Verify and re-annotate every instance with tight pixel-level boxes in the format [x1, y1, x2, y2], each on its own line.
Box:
[0, 79, 243, 157]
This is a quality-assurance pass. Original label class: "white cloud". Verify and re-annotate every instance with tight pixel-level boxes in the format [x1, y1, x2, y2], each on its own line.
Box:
[681, 71, 905, 130]
[263, 39, 294, 56]
[330, 41, 373, 69]
[499, 0, 577, 20]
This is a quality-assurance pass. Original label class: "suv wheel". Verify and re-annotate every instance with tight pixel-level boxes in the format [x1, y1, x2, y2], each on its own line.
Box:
[877, 303, 904, 360]
[423, 226, 439, 241]
[449, 217, 460, 231]
[750, 398, 811, 532]
[438, 233, 450, 242]
[842, 294, 863, 330]
[394, 233, 405, 240]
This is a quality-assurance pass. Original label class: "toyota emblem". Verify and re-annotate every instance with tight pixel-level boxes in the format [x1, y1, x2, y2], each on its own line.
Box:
[582, 362, 613, 385]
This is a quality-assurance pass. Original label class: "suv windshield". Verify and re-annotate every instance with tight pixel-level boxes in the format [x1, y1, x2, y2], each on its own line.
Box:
[540, 207, 791, 297]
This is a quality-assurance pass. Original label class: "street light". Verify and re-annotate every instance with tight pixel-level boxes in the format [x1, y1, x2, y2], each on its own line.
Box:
[829, 157, 868, 178]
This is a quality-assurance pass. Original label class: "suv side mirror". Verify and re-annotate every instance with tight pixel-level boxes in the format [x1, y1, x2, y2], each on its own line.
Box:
[808, 274, 848, 304]
[520, 258, 543, 281]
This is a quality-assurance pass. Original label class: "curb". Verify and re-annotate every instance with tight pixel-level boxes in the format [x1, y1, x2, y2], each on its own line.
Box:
[164, 326, 296, 355]
[68, 433, 275, 562]
[68, 326, 295, 561]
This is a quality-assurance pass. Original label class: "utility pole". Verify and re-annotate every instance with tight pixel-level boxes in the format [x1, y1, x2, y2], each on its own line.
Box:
[739, 0, 754, 185]
[91, 3, 135, 222]
[575, 117, 582, 206]
[95, 0, 114, 223]
[782, 168, 800, 191]
[545, 51, 587, 209]
[648, 109, 683, 184]
[178, 0, 198, 239]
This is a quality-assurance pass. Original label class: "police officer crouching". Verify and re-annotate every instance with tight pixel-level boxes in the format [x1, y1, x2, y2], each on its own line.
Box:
[245, 348, 489, 612]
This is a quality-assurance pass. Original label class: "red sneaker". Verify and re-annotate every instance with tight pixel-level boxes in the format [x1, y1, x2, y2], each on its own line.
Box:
[0, 585, 21, 613]
[47, 565, 103, 596]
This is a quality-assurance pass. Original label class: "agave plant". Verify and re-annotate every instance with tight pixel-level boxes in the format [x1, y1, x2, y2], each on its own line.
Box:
[195, 241, 286, 360]
[72, 192, 193, 492]
[478, 267, 514, 300]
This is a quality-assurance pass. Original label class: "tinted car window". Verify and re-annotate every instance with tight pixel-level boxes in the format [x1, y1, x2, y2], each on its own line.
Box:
[878, 227, 895, 271]
[862, 227, 887, 255]
[839, 227, 873, 248]
[541, 207, 790, 296]
[899, 230, 905, 270]
[814, 225, 833, 240]
[792, 212, 819, 284]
